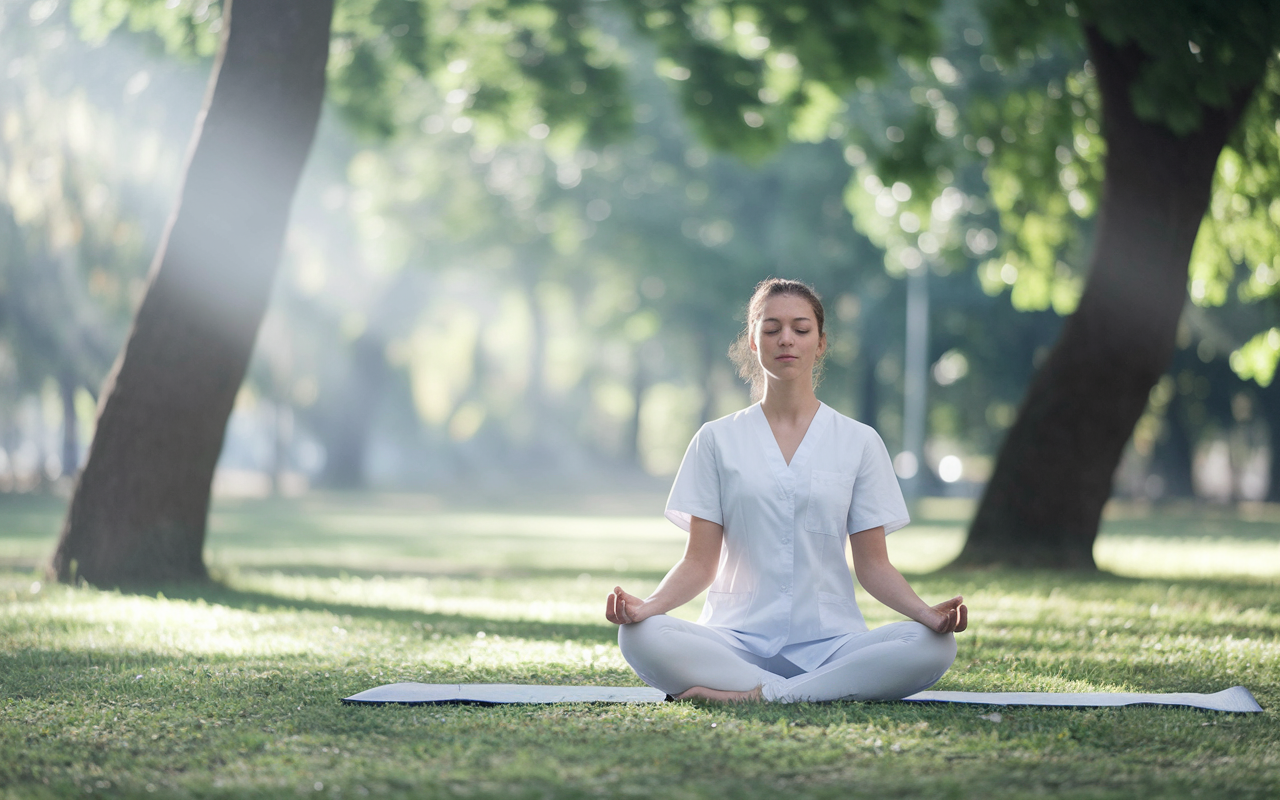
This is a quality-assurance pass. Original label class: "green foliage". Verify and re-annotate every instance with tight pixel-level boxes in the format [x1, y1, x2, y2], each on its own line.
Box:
[1082, 0, 1280, 135]
[0, 0, 199, 409]
[968, 69, 1102, 314]
[1, 495, 1279, 797]
[329, 0, 635, 145]
[35, 0, 1280, 481]
[1191, 66, 1280, 306]
[329, 0, 427, 140]
[1230, 328, 1280, 388]
[521, 0, 951, 160]
[70, 0, 223, 56]
[844, 0, 1280, 399]
[983, 0, 1280, 135]
[1185, 63, 1280, 385]
[614, 0, 944, 160]
[973, 0, 1280, 384]
[835, 0, 1102, 314]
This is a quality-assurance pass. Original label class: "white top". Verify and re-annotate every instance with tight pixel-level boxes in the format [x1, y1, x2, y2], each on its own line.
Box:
[664, 402, 910, 671]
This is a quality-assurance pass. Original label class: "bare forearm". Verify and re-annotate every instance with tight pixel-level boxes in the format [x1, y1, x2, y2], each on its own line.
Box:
[856, 564, 938, 626]
[642, 558, 717, 616]
[847, 528, 967, 635]
[607, 516, 723, 626]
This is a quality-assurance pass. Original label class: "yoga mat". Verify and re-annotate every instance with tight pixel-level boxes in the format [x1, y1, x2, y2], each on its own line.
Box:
[344, 683, 667, 705]
[903, 686, 1262, 713]
[342, 683, 1262, 712]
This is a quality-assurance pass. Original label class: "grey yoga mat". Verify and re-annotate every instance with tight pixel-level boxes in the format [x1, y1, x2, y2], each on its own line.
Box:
[342, 682, 1262, 713]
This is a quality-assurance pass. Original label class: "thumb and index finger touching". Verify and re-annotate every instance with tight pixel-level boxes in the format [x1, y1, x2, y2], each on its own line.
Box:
[605, 586, 643, 625]
[935, 595, 968, 634]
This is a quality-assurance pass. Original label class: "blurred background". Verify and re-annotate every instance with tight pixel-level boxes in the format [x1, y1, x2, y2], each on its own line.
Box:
[1, 0, 1276, 510]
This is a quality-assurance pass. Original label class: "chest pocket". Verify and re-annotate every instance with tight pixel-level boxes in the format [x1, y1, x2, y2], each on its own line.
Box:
[804, 470, 855, 536]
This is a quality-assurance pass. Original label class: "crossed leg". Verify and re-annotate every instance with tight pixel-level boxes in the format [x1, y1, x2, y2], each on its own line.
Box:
[617, 615, 955, 703]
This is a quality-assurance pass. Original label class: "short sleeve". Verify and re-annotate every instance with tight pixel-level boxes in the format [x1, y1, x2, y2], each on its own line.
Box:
[664, 424, 723, 532]
[847, 431, 910, 535]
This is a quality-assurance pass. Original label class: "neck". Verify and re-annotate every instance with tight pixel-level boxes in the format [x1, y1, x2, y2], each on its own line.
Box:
[759, 380, 819, 421]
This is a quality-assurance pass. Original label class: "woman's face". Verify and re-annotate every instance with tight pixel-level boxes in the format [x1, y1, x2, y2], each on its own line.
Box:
[750, 293, 826, 384]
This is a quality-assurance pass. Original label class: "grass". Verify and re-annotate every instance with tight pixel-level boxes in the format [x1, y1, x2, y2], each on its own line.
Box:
[1, 491, 1278, 798]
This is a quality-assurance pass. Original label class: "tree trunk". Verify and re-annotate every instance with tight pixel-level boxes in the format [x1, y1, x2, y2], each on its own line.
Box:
[317, 331, 389, 489]
[697, 328, 717, 426]
[1152, 386, 1195, 499]
[626, 355, 647, 466]
[59, 370, 79, 478]
[858, 306, 882, 428]
[50, 0, 333, 586]
[955, 27, 1255, 569]
[1257, 379, 1280, 503]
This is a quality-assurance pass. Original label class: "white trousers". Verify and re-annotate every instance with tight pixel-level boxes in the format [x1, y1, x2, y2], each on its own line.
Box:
[618, 615, 956, 703]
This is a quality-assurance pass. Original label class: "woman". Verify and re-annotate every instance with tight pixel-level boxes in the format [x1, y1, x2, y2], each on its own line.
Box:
[605, 278, 967, 703]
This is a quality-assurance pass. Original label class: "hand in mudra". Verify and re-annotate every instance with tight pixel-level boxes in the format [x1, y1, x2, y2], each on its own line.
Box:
[928, 596, 968, 634]
[605, 587, 652, 625]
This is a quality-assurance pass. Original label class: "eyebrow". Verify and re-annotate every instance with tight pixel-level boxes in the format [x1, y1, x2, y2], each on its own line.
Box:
[761, 316, 812, 323]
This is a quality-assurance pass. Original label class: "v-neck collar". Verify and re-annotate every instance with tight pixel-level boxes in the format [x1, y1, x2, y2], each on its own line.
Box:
[751, 401, 830, 477]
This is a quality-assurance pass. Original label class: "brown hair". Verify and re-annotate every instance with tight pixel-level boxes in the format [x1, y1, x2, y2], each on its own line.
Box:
[728, 278, 827, 402]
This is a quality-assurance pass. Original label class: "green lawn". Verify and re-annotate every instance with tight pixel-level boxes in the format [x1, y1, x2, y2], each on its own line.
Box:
[1, 492, 1278, 799]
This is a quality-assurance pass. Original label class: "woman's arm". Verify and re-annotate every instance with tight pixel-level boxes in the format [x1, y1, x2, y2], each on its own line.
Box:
[605, 516, 723, 625]
[849, 526, 968, 634]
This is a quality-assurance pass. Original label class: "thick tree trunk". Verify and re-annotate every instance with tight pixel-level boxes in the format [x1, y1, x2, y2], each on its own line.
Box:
[955, 28, 1254, 569]
[50, 0, 333, 586]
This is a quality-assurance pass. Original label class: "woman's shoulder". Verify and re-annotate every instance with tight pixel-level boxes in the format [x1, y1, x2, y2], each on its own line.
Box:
[822, 405, 887, 446]
[700, 403, 761, 432]
[683, 404, 762, 454]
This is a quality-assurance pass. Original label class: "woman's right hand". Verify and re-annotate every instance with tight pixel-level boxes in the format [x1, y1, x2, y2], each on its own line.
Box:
[605, 586, 651, 625]
[927, 595, 969, 634]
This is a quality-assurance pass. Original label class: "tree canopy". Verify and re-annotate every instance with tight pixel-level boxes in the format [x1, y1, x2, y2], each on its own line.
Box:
[4, 0, 1280, 581]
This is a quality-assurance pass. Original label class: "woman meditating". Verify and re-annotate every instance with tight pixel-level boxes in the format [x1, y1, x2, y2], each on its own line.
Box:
[605, 278, 967, 703]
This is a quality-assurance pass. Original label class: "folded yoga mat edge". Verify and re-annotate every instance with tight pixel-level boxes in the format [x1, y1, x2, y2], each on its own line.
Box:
[342, 683, 1262, 712]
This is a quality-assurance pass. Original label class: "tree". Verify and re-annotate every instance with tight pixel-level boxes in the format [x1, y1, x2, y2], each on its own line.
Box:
[954, 3, 1280, 568]
[837, 0, 1280, 567]
[48, 0, 950, 584]
[1, 1, 208, 490]
[51, 0, 334, 584]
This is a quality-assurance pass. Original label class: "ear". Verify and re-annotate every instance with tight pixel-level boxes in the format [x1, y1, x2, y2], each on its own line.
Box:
[817, 332, 827, 357]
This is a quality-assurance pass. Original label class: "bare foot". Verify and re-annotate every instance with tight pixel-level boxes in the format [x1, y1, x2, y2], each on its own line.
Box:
[675, 685, 763, 704]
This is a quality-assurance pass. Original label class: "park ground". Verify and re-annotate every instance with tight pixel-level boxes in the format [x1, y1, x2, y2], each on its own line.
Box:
[1, 492, 1278, 799]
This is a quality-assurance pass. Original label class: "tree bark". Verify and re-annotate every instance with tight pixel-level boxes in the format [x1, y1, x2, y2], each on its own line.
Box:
[955, 27, 1255, 569]
[50, 0, 334, 586]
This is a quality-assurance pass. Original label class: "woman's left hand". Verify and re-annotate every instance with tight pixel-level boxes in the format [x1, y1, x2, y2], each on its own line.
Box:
[927, 596, 968, 634]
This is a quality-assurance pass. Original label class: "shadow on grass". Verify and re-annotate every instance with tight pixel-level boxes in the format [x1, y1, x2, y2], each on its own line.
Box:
[220, 562, 670, 584]
[141, 581, 621, 645]
[913, 565, 1280, 597]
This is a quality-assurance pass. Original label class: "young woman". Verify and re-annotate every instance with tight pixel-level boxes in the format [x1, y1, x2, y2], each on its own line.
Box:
[605, 278, 967, 703]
